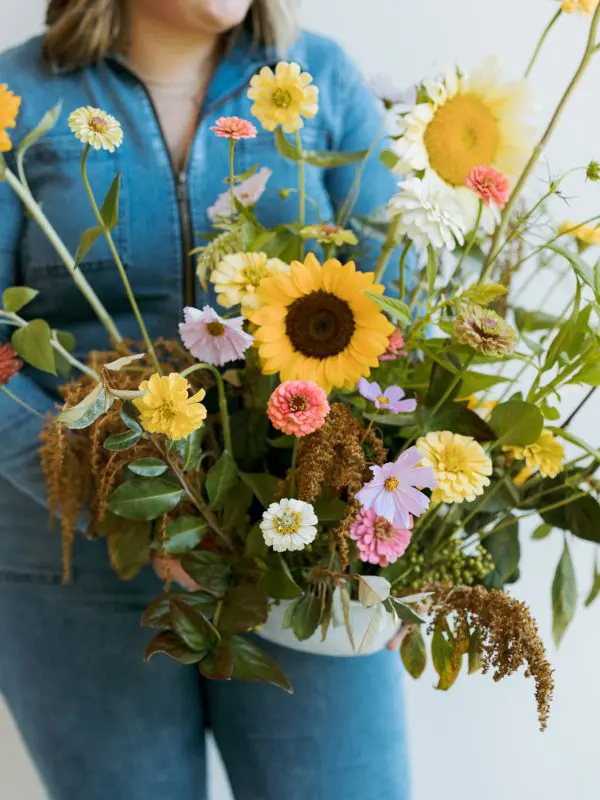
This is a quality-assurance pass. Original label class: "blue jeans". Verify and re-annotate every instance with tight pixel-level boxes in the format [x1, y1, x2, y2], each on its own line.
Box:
[0, 482, 410, 800]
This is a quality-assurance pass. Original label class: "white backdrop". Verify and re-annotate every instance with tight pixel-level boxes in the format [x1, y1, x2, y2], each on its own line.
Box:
[1, 2, 600, 799]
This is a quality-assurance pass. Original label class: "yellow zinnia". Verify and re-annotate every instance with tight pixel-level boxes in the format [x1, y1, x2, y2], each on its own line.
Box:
[504, 430, 564, 480]
[561, 0, 598, 13]
[559, 219, 600, 250]
[249, 253, 394, 391]
[0, 84, 21, 152]
[133, 373, 207, 441]
[417, 431, 493, 503]
[248, 62, 319, 133]
[210, 251, 290, 313]
[68, 106, 123, 153]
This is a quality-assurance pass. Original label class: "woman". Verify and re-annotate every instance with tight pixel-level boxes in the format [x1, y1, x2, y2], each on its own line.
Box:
[0, 1, 409, 798]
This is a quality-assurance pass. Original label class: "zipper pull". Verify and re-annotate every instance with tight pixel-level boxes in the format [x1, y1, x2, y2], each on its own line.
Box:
[176, 171, 188, 201]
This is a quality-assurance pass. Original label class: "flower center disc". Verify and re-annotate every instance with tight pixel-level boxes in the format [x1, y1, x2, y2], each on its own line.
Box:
[437, 445, 464, 473]
[89, 115, 109, 133]
[384, 476, 399, 492]
[285, 290, 356, 359]
[288, 393, 309, 412]
[424, 93, 500, 186]
[273, 510, 302, 535]
[272, 88, 293, 109]
[206, 321, 226, 337]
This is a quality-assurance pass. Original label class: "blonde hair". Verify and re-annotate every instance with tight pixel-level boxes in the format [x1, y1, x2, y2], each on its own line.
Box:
[44, 0, 299, 69]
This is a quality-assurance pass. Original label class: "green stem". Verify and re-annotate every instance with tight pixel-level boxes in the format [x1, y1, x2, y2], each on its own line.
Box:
[180, 362, 233, 455]
[429, 354, 475, 419]
[398, 238, 411, 301]
[0, 385, 46, 418]
[3, 166, 123, 345]
[80, 146, 161, 373]
[524, 8, 562, 78]
[295, 131, 306, 247]
[452, 201, 483, 286]
[480, 4, 600, 282]
[337, 118, 387, 227]
[228, 139, 236, 216]
[289, 438, 300, 498]
[374, 216, 401, 283]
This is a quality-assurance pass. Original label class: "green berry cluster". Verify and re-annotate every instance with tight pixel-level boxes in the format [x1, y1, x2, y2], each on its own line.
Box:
[399, 539, 494, 591]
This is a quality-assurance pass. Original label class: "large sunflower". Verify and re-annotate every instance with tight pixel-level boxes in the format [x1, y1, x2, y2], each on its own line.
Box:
[392, 58, 535, 227]
[250, 254, 394, 391]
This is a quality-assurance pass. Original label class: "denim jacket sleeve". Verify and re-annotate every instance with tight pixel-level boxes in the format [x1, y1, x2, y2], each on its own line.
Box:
[0, 158, 57, 509]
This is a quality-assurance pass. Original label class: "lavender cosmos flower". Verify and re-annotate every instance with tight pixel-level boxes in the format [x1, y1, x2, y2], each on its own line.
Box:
[179, 306, 253, 367]
[355, 447, 437, 529]
[358, 377, 417, 413]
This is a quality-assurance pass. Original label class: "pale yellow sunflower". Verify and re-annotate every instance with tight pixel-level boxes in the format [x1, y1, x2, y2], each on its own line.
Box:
[417, 431, 493, 504]
[68, 106, 123, 152]
[210, 251, 290, 313]
[247, 62, 319, 133]
[133, 373, 207, 440]
[249, 253, 394, 391]
[0, 84, 21, 152]
[504, 430, 564, 480]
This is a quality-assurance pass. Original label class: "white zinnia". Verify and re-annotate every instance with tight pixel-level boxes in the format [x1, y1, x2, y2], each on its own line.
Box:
[68, 106, 123, 153]
[211, 251, 290, 312]
[388, 174, 467, 251]
[260, 498, 318, 553]
[207, 167, 272, 222]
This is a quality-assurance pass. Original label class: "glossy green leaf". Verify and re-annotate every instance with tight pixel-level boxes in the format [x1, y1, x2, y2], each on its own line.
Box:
[489, 400, 544, 446]
[100, 173, 121, 230]
[569, 363, 600, 386]
[103, 428, 142, 451]
[224, 634, 293, 692]
[274, 127, 366, 167]
[74, 226, 102, 266]
[106, 477, 184, 521]
[105, 516, 152, 579]
[128, 458, 168, 477]
[2, 286, 39, 313]
[584, 559, 600, 607]
[421, 404, 495, 442]
[120, 404, 142, 433]
[218, 585, 269, 634]
[240, 472, 280, 508]
[531, 522, 552, 540]
[57, 382, 115, 429]
[290, 593, 321, 641]
[461, 282, 507, 306]
[198, 643, 235, 680]
[259, 556, 302, 600]
[552, 540, 577, 647]
[175, 427, 205, 471]
[144, 631, 206, 665]
[180, 551, 231, 595]
[400, 626, 427, 679]
[245, 523, 269, 559]
[53, 330, 76, 377]
[513, 307, 557, 332]
[141, 592, 217, 629]
[482, 516, 520, 589]
[169, 598, 220, 652]
[459, 371, 509, 397]
[391, 599, 426, 625]
[205, 451, 238, 509]
[11, 319, 55, 374]
[313, 494, 347, 523]
[164, 515, 206, 556]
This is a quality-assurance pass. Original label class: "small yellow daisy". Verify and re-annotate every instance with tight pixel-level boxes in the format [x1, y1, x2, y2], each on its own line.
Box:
[68, 106, 123, 153]
[247, 62, 319, 133]
[561, 0, 598, 14]
[559, 219, 600, 250]
[504, 430, 564, 480]
[133, 373, 207, 441]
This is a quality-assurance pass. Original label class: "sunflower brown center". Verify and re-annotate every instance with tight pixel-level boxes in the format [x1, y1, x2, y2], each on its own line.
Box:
[285, 290, 356, 359]
[288, 393, 309, 412]
[89, 115, 109, 133]
[272, 88, 293, 109]
[206, 321, 226, 337]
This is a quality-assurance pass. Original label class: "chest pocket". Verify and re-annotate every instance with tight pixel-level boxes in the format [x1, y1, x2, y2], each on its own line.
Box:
[20, 134, 130, 284]
[237, 125, 335, 226]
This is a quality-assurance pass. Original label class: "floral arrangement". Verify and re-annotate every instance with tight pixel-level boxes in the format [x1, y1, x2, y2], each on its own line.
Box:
[2, 1, 600, 731]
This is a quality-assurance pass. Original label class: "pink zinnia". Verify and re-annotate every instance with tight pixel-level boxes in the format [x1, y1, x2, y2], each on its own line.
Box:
[380, 328, 407, 362]
[465, 166, 510, 208]
[267, 380, 330, 437]
[358, 377, 416, 414]
[210, 116, 257, 140]
[179, 306, 253, 367]
[355, 447, 437, 529]
[349, 507, 412, 567]
[0, 343, 22, 385]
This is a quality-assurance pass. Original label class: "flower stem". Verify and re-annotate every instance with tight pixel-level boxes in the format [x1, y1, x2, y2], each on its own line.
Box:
[80, 145, 161, 373]
[180, 362, 233, 455]
[480, 4, 600, 282]
[452, 200, 483, 285]
[289, 438, 300, 497]
[0, 385, 46, 418]
[228, 139, 236, 216]
[524, 8, 562, 79]
[295, 131, 306, 250]
[3, 166, 123, 345]
[374, 216, 401, 283]
[398, 238, 411, 301]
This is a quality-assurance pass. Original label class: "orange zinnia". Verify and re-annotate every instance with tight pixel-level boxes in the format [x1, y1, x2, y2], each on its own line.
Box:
[0, 84, 21, 152]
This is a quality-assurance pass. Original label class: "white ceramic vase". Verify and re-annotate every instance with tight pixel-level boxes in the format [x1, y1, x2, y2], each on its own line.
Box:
[256, 598, 399, 657]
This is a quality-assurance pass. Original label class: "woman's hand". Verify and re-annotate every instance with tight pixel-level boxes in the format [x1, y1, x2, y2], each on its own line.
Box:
[152, 555, 199, 591]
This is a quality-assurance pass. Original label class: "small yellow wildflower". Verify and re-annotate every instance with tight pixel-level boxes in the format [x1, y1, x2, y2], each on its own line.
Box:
[561, 0, 599, 14]
[463, 395, 498, 414]
[504, 430, 564, 480]
[68, 106, 123, 152]
[248, 62, 319, 133]
[417, 431, 493, 503]
[559, 219, 600, 250]
[133, 373, 207, 440]
[300, 224, 358, 247]
[0, 84, 21, 152]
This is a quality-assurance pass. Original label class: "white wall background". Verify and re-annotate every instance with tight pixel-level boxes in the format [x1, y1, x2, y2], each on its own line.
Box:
[2, 1, 600, 799]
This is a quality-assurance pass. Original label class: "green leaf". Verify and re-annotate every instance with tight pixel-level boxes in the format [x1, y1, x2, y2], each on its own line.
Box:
[482, 516, 520, 589]
[544, 243, 594, 292]
[198, 643, 235, 680]
[459, 371, 509, 397]
[218, 585, 269, 634]
[274, 127, 302, 160]
[268, 434, 294, 449]
[431, 625, 461, 691]
[420, 404, 495, 442]
[489, 400, 544, 446]
[141, 592, 217, 629]
[468, 629, 482, 674]
[552, 540, 577, 647]
[541, 282, 581, 373]
[400, 626, 427, 679]
[380, 149, 400, 170]
[260, 557, 302, 600]
[16, 102, 62, 164]
[57, 383, 114, 429]
[514, 307, 558, 332]
[585, 559, 600, 607]
[74, 226, 103, 266]
[425, 362, 460, 407]
[313, 494, 347, 523]
[164, 516, 206, 556]
[104, 515, 151, 579]
[366, 292, 411, 325]
[169, 598, 220, 652]
[11, 319, 55, 374]
[120, 404, 142, 433]
[391, 599, 426, 625]
[205, 451, 238, 509]
[569, 363, 600, 386]
[245, 523, 269, 559]
[240, 472, 280, 508]
[461, 282, 507, 306]
[549, 427, 600, 464]
[106, 477, 184, 521]
[103, 428, 141, 451]
[273, 127, 366, 167]
[224, 634, 293, 692]
[180, 551, 232, 595]
[128, 458, 168, 477]
[104, 352, 146, 371]
[2, 286, 39, 313]
[144, 631, 207, 665]
[532, 522, 552, 540]
[175, 427, 205, 471]
[53, 330, 76, 377]
[100, 173, 121, 230]
[291, 593, 321, 641]
[222, 482, 253, 531]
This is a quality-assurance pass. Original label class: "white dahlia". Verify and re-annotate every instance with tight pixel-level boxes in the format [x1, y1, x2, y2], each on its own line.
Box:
[260, 498, 318, 553]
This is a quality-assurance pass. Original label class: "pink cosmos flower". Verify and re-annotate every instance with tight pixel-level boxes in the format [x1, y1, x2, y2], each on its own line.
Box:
[207, 167, 272, 222]
[349, 507, 412, 567]
[379, 328, 407, 361]
[358, 377, 417, 413]
[267, 380, 330, 437]
[179, 305, 253, 367]
[465, 166, 510, 208]
[355, 447, 437, 529]
[210, 116, 257, 140]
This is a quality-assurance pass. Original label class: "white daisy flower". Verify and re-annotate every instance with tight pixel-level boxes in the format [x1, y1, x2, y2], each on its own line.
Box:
[210, 251, 290, 312]
[388, 174, 467, 251]
[260, 498, 318, 553]
[68, 106, 123, 153]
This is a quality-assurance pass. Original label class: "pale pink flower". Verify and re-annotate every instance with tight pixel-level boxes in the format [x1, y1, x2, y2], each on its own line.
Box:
[355, 447, 437, 529]
[267, 380, 330, 437]
[179, 306, 253, 367]
[358, 377, 416, 414]
[379, 328, 407, 361]
[210, 116, 257, 140]
[207, 167, 272, 221]
[349, 507, 412, 567]
[465, 166, 510, 208]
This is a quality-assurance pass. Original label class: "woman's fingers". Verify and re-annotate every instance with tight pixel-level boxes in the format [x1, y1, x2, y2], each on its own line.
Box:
[152, 555, 200, 591]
